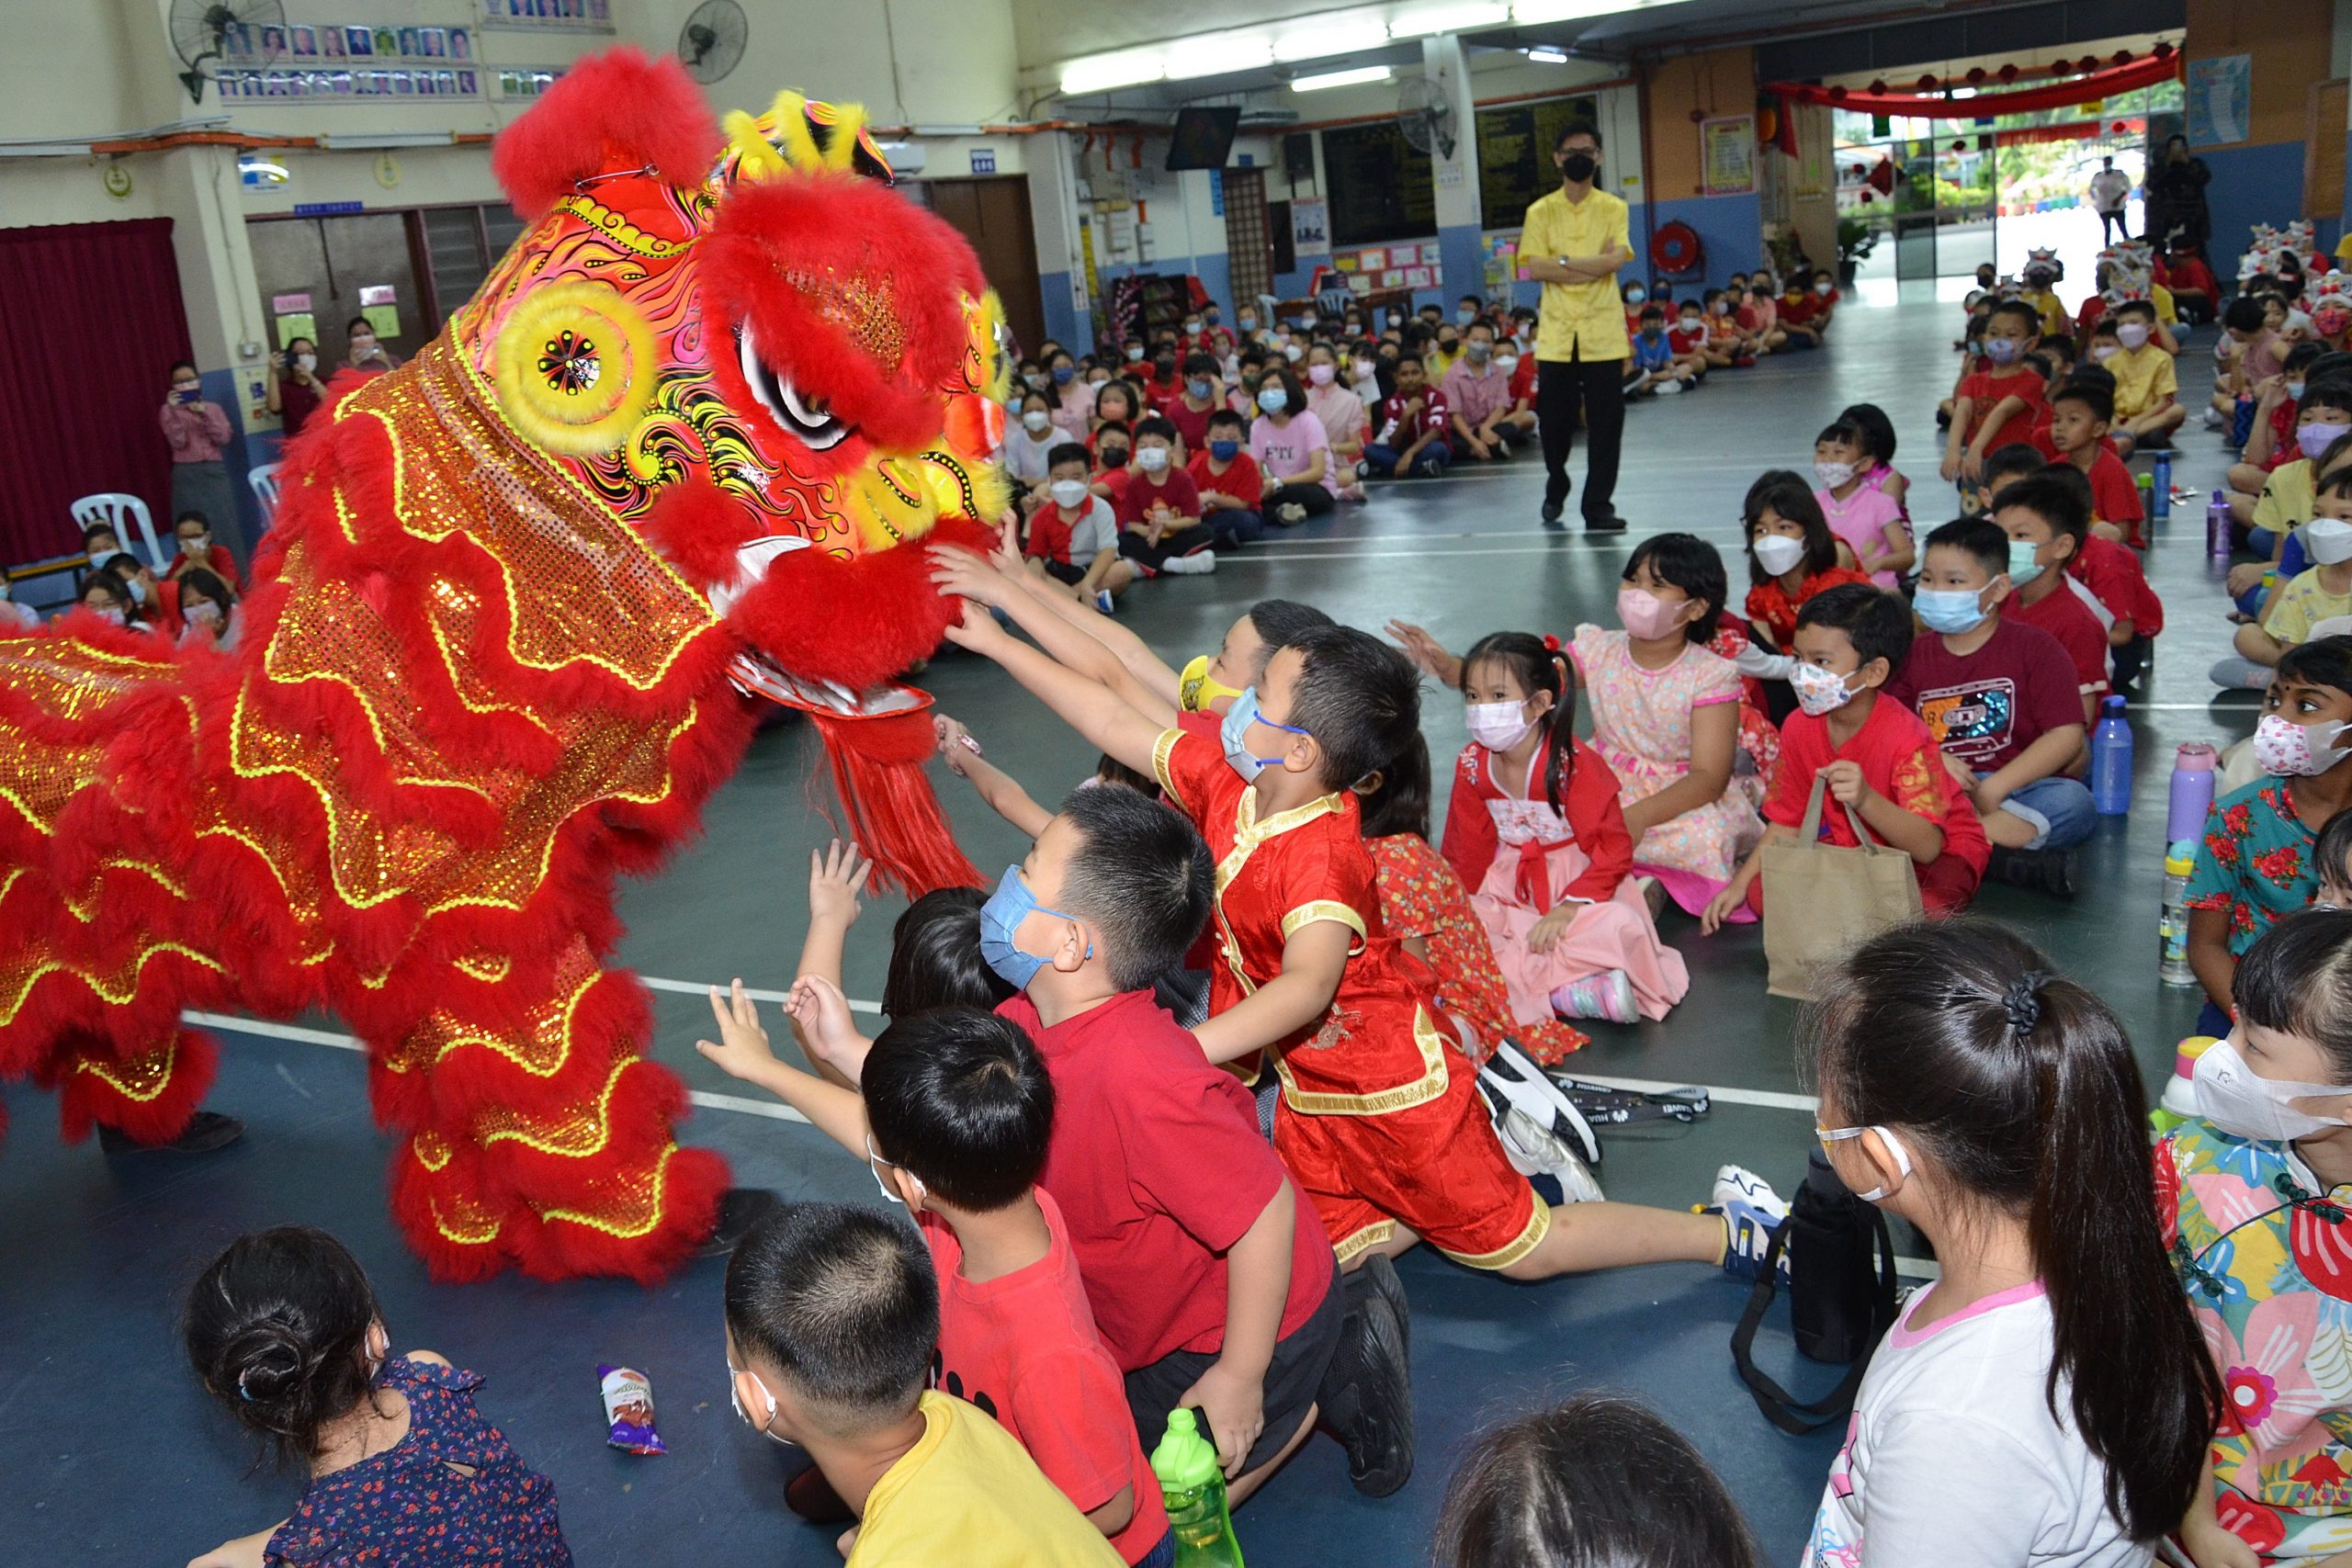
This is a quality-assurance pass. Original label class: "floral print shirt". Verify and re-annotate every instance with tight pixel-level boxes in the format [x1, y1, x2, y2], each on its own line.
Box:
[2186, 778, 2321, 959]
[2161, 1117, 2352, 1561]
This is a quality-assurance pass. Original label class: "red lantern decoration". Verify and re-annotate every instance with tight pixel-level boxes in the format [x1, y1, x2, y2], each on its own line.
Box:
[1916, 73, 1938, 92]
[1997, 62, 2018, 83]
[1827, 85, 1848, 100]
[2154, 40, 2175, 59]
[1869, 78, 1886, 95]
[1965, 66, 1986, 84]
[2112, 49, 2132, 66]
[2050, 59, 2072, 76]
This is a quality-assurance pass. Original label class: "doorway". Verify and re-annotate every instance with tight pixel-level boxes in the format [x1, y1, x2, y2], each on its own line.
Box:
[910, 175, 1047, 358]
[247, 211, 431, 369]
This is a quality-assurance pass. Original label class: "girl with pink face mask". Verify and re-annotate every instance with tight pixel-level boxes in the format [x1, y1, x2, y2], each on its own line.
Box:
[1302, 343, 1368, 502]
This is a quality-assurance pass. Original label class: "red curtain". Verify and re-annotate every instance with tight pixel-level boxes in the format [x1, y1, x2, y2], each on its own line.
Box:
[0, 219, 195, 566]
[1767, 53, 2183, 119]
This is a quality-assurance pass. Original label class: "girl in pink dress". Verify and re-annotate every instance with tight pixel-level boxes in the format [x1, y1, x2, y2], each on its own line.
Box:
[1440, 631, 1689, 1025]
[1571, 534, 1762, 919]
[1814, 416, 1913, 588]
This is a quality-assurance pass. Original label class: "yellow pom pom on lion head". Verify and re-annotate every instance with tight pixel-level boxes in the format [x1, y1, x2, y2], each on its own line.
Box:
[491, 279, 662, 456]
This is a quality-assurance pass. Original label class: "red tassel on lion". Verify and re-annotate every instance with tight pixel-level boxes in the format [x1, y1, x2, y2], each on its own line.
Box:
[0, 48, 1003, 1282]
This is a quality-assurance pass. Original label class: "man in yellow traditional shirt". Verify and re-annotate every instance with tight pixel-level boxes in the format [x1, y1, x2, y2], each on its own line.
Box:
[1519, 122, 1634, 532]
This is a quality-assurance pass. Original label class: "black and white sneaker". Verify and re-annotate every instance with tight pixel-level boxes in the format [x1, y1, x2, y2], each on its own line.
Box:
[1477, 1039, 1601, 1166]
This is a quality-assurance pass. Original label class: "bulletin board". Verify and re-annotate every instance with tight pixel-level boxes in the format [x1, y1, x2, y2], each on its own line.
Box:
[1324, 121, 1437, 249]
[1473, 94, 1600, 230]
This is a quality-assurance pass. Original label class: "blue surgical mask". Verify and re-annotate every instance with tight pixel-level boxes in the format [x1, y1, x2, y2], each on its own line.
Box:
[1188, 378, 1213, 400]
[1625, 288, 1646, 304]
[2290, 380, 2309, 401]
[1455, 308, 1476, 327]
[1209, 438, 1240, 461]
[1257, 386, 1288, 415]
[2007, 538, 2044, 587]
[1052, 366, 1075, 385]
[1914, 586, 1989, 635]
[1205, 309, 1221, 324]
[1219, 685, 1310, 784]
[977, 864, 1088, 992]
[1984, 336, 2022, 365]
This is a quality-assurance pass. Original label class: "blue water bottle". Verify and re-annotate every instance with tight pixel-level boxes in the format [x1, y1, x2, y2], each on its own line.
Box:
[2091, 694, 2133, 815]
[2150, 450, 2172, 520]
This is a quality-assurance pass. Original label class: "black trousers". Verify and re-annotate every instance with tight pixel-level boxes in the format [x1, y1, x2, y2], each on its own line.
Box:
[1536, 354, 1626, 523]
[2098, 209, 2130, 243]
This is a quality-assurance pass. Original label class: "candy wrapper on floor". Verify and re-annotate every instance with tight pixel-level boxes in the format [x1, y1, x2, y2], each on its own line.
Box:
[600, 1364, 665, 1455]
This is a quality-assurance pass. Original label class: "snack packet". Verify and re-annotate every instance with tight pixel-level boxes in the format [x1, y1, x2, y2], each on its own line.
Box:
[599, 1363, 665, 1455]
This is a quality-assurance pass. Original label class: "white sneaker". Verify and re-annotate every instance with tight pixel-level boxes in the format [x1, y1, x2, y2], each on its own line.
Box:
[1476, 1038, 1600, 1166]
[1496, 1108, 1605, 1203]
[1093, 589, 1116, 614]
[2200, 405, 2224, 430]
[1161, 550, 1216, 575]
[1276, 502, 1308, 525]
[1655, 378, 1686, 395]
[1707, 1164, 1790, 1282]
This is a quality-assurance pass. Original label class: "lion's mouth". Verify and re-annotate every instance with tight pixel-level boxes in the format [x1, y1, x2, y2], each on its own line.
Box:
[713, 532, 914, 719]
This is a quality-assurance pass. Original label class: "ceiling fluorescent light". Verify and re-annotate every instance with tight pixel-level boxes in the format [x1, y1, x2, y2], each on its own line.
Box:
[1293, 65, 1395, 91]
[1525, 45, 1569, 62]
[1273, 17, 1390, 62]
[1059, 47, 1166, 96]
[1164, 32, 1272, 80]
[1391, 0, 1510, 37]
[1510, 0, 1642, 20]
[316, 130, 457, 149]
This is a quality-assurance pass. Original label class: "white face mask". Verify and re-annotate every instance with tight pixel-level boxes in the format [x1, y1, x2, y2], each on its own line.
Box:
[2254, 713, 2352, 776]
[351, 333, 377, 354]
[1021, 409, 1050, 433]
[293, 353, 317, 374]
[1815, 1124, 1911, 1202]
[1791, 661, 1856, 716]
[1494, 355, 1521, 377]
[1752, 534, 1808, 577]
[1283, 344, 1305, 362]
[2115, 321, 2152, 350]
[1814, 459, 1856, 490]
[1136, 446, 1170, 472]
[185, 599, 223, 626]
[2307, 516, 2352, 564]
[180, 534, 211, 557]
[1464, 699, 1537, 752]
[2090, 343, 2120, 362]
[728, 1362, 798, 1447]
[1048, 478, 1089, 508]
[2192, 1036, 2352, 1143]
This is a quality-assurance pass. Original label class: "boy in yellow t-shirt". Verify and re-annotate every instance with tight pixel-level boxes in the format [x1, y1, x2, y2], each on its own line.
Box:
[2104, 299, 2184, 456]
[724, 1203, 1122, 1568]
[2232, 469, 2352, 674]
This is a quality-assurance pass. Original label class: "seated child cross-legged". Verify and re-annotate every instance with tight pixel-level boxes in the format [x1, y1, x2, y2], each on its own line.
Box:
[696, 997, 1170, 1564]
[1703, 583, 1990, 931]
[1988, 470, 2113, 721]
[1442, 630, 1688, 1025]
[1891, 518, 2094, 897]
[2039, 383, 2145, 546]
[1364, 355, 1453, 479]
[1815, 419, 1913, 588]
[1187, 410, 1266, 551]
[1025, 443, 1134, 611]
[1115, 418, 1217, 579]
[947, 603, 1792, 1298]
[2222, 469, 2352, 686]
[1741, 470, 1873, 659]
[183, 1227, 572, 1568]
[724, 1204, 1125, 1567]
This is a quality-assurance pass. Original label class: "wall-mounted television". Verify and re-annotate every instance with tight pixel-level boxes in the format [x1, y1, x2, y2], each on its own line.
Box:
[1166, 107, 1241, 171]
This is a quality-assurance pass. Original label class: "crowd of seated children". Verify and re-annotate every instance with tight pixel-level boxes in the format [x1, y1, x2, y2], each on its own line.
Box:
[2228, 377, 2352, 560]
[2216, 468, 2352, 686]
[2220, 337, 2327, 515]
[1973, 445, 2164, 694]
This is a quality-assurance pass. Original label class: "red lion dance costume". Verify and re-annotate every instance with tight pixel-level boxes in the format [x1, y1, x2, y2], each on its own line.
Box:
[0, 51, 1006, 1282]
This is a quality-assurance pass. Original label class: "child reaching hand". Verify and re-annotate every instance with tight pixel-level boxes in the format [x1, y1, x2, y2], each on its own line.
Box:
[1442, 632, 1689, 1024]
[184, 1227, 571, 1568]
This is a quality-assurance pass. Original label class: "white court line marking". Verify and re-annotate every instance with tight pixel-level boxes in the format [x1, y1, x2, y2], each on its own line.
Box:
[636, 973, 882, 1015]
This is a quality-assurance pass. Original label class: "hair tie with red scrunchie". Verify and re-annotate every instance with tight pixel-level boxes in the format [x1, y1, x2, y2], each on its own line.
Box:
[1542, 633, 1562, 653]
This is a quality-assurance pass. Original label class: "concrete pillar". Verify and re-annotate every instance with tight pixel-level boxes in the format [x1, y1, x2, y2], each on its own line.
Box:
[1422, 33, 1486, 308]
[1028, 130, 1093, 350]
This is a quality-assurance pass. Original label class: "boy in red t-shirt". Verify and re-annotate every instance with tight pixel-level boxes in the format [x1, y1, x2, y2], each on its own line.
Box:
[1166, 353, 1224, 457]
[1981, 445, 2162, 690]
[1889, 518, 2094, 897]
[1365, 356, 1453, 479]
[2041, 384, 2146, 546]
[166, 509, 244, 591]
[697, 997, 1173, 1563]
[1668, 300, 1726, 373]
[1025, 443, 1133, 609]
[1942, 300, 2044, 484]
[1703, 583, 1988, 931]
[1992, 470, 2113, 722]
[1187, 408, 1265, 552]
[1114, 417, 1214, 577]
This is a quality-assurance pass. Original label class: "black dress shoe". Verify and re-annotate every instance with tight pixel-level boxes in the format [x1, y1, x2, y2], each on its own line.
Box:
[1584, 512, 1628, 533]
[97, 1110, 245, 1156]
[1987, 845, 2080, 898]
[695, 1186, 782, 1257]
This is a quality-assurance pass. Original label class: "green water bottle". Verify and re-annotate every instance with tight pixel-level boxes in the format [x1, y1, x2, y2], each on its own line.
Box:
[1151, 1408, 1244, 1568]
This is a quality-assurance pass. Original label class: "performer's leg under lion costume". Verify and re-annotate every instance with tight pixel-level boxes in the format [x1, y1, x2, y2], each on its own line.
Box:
[0, 50, 1005, 1282]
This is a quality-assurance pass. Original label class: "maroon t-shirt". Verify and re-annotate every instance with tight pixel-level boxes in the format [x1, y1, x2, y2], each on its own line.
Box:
[1886, 616, 2086, 774]
[1165, 398, 1216, 455]
[279, 378, 322, 439]
[2003, 581, 2113, 710]
[1114, 467, 1202, 531]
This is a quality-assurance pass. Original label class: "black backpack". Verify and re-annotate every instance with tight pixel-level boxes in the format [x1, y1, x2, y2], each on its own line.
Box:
[1729, 1146, 1901, 1435]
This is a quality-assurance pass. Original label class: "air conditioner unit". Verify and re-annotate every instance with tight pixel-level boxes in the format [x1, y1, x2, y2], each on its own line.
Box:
[876, 140, 929, 175]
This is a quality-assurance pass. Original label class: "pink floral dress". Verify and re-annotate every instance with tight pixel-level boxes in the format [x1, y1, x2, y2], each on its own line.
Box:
[1571, 624, 1762, 916]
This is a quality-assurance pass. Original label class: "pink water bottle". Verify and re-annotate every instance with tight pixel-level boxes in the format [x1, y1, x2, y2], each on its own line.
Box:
[2167, 742, 2218, 843]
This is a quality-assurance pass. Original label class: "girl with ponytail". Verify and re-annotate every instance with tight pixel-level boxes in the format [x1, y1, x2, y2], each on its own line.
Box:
[1431, 628, 1688, 1026]
[184, 1226, 571, 1567]
[1804, 921, 2217, 1568]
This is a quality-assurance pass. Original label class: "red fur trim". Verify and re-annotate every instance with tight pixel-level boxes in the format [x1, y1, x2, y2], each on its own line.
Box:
[641, 476, 762, 591]
[50, 1028, 218, 1145]
[726, 516, 990, 692]
[700, 176, 985, 457]
[490, 48, 720, 220]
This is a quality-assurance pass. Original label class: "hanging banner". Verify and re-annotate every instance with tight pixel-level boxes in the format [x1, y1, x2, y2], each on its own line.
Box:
[1701, 115, 1756, 196]
[1766, 52, 2181, 119]
[2187, 54, 2252, 147]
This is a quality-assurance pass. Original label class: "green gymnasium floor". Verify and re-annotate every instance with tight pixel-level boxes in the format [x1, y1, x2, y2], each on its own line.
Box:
[3, 281, 2250, 1564]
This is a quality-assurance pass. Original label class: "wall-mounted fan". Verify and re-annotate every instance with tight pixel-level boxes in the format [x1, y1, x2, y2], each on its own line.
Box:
[1396, 74, 1455, 162]
[678, 0, 748, 85]
[169, 0, 288, 103]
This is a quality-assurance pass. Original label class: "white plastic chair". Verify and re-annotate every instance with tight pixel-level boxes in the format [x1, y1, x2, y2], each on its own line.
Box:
[248, 461, 283, 525]
[70, 492, 164, 570]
